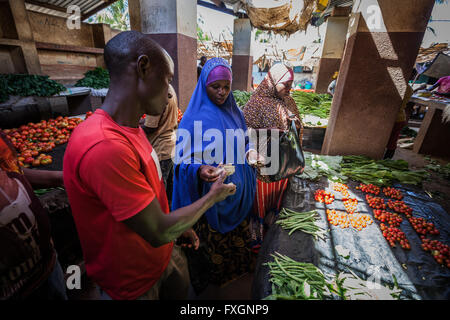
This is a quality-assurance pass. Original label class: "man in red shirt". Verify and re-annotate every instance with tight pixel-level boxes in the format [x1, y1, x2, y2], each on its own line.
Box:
[63, 31, 235, 300]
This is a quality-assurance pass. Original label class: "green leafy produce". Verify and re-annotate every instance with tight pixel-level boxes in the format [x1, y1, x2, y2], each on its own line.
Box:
[233, 90, 252, 108]
[264, 252, 327, 300]
[292, 91, 332, 119]
[0, 74, 65, 100]
[75, 67, 110, 89]
[296, 152, 347, 182]
[425, 158, 450, 180]
[341, 155, 428, 186]
[400, 126, 417, 138]
[276, 208, 326, 240]
[0, 76, 8, 103]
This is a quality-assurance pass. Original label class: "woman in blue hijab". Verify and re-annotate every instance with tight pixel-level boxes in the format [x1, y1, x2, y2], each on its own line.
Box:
[172, 58, 257, 294]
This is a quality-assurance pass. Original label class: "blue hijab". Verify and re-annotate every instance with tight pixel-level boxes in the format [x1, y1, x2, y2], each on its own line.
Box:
[172, 58, 256, 234]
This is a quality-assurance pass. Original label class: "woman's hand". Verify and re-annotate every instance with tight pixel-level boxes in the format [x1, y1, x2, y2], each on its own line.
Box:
[247, 149, 266, 168]
[198, 165, 222, 182]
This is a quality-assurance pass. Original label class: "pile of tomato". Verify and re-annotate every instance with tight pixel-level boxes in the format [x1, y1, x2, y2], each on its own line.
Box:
[348, 213, 373, 231]
[373, 209, 403, 227]
[366, 194, 387, 209]
[356, 183, 380, 195]
[408, 217, 439, 235]
[177, 109, 183, 123]
[314, 190, 335, 204]
[380, 223, 411, 249]
[387, 200, 413, 217]
[326, 209, 350, 229]
[3, 116, 83, 168]
[421, 238, 450, 267]
[332, 182, 348, 193]
[383, 187, 403, 200]
[342, 197, 358, 214]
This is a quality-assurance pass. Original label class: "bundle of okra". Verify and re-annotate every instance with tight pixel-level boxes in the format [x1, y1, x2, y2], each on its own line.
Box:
[276, 208, 326, 240]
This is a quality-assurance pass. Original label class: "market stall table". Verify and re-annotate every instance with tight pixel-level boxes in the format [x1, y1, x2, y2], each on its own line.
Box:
[252, 176, 450, 300]
[410, 95, 450, 158]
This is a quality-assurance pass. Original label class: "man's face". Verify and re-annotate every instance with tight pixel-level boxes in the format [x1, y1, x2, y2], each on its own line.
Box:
[206, 80, 231, 105]
[138, 52, 174, 116]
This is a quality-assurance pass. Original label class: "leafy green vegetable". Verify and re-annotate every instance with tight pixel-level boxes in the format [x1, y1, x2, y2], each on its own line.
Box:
[233, 90, 252, 108]
[0, 76, 8, 103]
[75, 67, 110, 89]
[341, 155, 428, 186]
[0, 74, 65, 100]
[296, 152, 347, 182]
[292, 91, 332, 119]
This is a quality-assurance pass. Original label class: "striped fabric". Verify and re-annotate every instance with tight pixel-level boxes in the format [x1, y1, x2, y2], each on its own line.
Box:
[250, 178, 289, 251]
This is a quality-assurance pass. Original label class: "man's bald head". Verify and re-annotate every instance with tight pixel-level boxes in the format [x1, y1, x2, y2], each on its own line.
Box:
[104, 31, 171, 79]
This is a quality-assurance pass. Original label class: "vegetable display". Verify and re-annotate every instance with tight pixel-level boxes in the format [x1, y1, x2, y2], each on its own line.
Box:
[0, 74, 65, 102]
[3, 116, 84, 167]
[276, 208, 325, 239]
[341, 156, 428, 187]
[314, 190, 335, 204]
[75, 67, 110, 89]
[292, 91, 332, 119]
[233, 90, 252, 108]
[264, 252, 327, 300]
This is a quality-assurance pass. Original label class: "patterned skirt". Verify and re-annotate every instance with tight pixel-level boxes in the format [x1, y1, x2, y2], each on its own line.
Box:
[184, 216, 257, 295]
[249, 178, 289, 252]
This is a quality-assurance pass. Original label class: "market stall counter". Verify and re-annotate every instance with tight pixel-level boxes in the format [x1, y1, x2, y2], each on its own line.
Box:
[252, 176, 450, 300]
[410, 94, 450, 158]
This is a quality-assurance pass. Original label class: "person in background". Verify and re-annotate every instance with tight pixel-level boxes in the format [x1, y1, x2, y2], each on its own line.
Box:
[384, 85, 414, 159]
[63, 32, 235, 300]
[427, 75, 450, 97]
[197, 56, 207, 80]
[243, 63, 303, 252]
[327, 71, 339, 96]
[172, 57, 258, 295]
[0, 130, 67, 300]
[142, 84, 178, 209]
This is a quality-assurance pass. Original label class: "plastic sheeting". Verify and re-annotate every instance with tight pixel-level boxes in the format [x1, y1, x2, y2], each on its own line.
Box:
[252, 177, 450, 300]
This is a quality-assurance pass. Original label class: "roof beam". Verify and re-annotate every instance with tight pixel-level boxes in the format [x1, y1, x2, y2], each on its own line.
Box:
[197, 0, 247, 18]
[25, 0, 69, 13]
[81, 0, 118, 21]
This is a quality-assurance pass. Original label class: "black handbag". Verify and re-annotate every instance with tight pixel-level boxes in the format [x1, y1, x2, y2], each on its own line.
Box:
[257, 115, 305, 182]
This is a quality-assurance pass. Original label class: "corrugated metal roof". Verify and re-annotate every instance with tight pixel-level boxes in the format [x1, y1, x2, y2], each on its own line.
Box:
[25, 0, 119, 19]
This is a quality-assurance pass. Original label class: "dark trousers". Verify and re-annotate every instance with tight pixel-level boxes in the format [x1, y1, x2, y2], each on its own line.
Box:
[160, 159, 174, 210]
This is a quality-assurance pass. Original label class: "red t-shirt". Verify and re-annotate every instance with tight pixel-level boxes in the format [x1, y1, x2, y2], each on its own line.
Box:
[63, 109, 173, 300]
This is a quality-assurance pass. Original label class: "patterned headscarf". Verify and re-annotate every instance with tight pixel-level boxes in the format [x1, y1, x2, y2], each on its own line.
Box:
[243, 64, 303, 133]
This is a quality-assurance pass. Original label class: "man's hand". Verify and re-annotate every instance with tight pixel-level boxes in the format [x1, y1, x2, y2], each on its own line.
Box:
[198, 165, 221, 182]
[178, 228, 200, 250]
[209, 171, 236, 203]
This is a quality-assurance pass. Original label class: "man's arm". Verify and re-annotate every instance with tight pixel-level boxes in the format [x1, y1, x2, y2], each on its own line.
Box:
[23, 168, 64, 189]
[123, 172, 234, 247]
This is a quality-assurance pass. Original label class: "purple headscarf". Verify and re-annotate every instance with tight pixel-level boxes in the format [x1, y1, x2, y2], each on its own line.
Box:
[206, 65, 232, 86]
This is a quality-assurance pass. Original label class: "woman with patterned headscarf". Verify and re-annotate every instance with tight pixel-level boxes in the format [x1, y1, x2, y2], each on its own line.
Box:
[172, 58, 257, 295]
[243, 63, 303, 252]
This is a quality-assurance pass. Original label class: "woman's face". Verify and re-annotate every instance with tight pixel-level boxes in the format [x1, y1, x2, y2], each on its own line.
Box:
[275, 80, 293, 99]
[206, 80, 231, 105]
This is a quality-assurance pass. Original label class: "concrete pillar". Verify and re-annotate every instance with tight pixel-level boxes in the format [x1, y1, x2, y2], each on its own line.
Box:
[321, 0, 435, 159]
[129, 0, 197, 112]
[315, 16, 349, 94]
[232, 18, 253, 92]
[7, 0, 42, 74]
